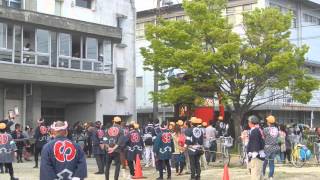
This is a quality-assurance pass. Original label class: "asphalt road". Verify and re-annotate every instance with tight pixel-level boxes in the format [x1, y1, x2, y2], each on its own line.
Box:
[1, 158, 320, 180]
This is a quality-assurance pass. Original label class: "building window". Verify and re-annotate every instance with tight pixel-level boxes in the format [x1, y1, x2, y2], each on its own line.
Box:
[0, 23, 13, 63]
[14, 25, 21, 64]
[136, 23, 145, 39]
[303, 14, 320, 25]
[117, 69, 126, 101]
[226, 7, 236, 15]
[243, 4, 252, 11]
[36, 29, 49, 54]
[5, 0, 22, 9]
[227, 14, 236, 25]
[71, 34, 81, 58]
[226, 7, 236, 25]
[102, 40, 113, 73]
[81, 37, 97, 71]
[136, 77, 143, 87]
[0, 23, 7, 49]
[55, 0, 62, 16]
[23, 26, 36, 64]
[86, 37, 98, 59]
[58, 33, 71, 68]
[75, 0, 92, 9]
[36, 29, 50, 66]
[51, 32, 58, 67]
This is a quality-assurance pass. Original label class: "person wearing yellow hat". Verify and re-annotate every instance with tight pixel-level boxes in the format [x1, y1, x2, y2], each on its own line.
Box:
[0, 122, 19, 180]
[169, 122, 175, 133]
[113, 116, 122, 123]
[176, 120, 184, 127]
[134, 123, 140, 130]
[197, 118, 208, 170]
[266, 115, 276, 124]
[104, 116, 125, 180]
[217, 116, 229, 137]
[185, 117, 204, 179]
[262, 115, 279, 180]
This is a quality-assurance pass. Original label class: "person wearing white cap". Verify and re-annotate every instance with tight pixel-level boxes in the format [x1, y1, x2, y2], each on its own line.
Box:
[247, 115, 265, 180]
[40, 121, 87, 180]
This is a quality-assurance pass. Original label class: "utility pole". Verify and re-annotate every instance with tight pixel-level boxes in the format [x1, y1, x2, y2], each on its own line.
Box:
[153, 0, 161, 122]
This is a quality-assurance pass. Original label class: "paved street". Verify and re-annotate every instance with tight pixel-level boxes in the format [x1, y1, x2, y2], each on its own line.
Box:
[1, 158, 320, 180]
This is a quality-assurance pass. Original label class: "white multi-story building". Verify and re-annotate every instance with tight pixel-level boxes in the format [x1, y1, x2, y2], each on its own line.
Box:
[136, 0, 320, 127]
[0, 0, 136, 128]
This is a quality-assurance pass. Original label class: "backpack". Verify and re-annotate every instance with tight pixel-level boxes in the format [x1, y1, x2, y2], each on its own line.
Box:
[299, 145, 312, 160]
[144, 133, 153, 146]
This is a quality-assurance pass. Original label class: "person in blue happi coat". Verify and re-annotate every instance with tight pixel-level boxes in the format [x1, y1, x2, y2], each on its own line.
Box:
[104, 116, 126, 180]
[185, 117, 204, 180]
[153, 121, 174, 180]
[0, 122, 18, 180]
[91, 121, 106, 174]
[33, 118, 48, 168]
[40, 121, 87, 180]
[126, 123, 144, 177]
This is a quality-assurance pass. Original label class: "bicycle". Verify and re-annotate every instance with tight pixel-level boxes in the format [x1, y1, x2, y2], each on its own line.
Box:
[239, 142, 248, 166]
[313, 142, 320, 164]
[291, 143, 308, 168]
[219, 136, 233, 165]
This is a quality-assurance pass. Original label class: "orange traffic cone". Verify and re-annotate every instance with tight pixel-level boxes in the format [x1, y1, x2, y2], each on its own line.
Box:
[222, 164, 230, 180]
[132, 154, 146, 179]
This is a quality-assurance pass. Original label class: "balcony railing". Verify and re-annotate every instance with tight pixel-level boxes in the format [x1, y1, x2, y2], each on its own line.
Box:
[0, 49, 112, 74]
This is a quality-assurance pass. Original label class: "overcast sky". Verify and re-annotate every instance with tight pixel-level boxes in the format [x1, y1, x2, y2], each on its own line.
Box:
[135, 0, 182, 11]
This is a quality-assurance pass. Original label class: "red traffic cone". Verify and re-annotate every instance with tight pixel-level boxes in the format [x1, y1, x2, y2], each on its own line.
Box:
[222, 164, 230, 180]
[132, 154, 146, 179]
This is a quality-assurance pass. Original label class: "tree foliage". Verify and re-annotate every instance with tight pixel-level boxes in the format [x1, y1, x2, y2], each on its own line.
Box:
[141, 0, 319, 130]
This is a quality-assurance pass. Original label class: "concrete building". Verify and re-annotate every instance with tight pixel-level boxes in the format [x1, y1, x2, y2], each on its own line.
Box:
[0, 0, 136, 128]
[136, 0, 320, 127]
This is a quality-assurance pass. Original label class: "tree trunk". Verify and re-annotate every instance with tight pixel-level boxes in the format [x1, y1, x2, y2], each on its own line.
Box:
[231, 111, 244, 139]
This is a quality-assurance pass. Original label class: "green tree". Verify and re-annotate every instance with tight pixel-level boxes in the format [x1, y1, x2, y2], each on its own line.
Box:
[141, 0, 319, 136]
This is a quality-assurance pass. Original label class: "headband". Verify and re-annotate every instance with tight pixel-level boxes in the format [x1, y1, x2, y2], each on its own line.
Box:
[51, 121, 68, 131]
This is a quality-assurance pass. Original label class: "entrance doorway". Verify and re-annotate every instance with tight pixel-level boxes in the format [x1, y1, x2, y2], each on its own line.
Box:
[41, 107, 65, 125]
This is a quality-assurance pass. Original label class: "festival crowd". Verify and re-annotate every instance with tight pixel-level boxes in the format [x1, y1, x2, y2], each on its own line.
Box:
[0, 113, 320, 180]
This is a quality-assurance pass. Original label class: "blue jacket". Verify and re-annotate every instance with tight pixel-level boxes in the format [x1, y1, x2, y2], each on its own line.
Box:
[126, 129, 144, 161]
[247, 127, 265, 153]
[153, 129, 174, 160]
[34, 125, 48, 148]
[185, 126, 204, 155]
[105, 124, 126, 153]
[91, 127, 106, 155]
[40, 136, 87, 180]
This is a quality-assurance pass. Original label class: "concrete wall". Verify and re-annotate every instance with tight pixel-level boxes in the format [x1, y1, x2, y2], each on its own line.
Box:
[65, 103, 96, 125]
[26, 85, 41, 128]
[0, 63, 114, 89]
[136, 39, 153, 110]
[33, 0, 136, 122]
[95, 0, 136, 122]
[0, 85, 4, 119]
[41, 86, 95, 104]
